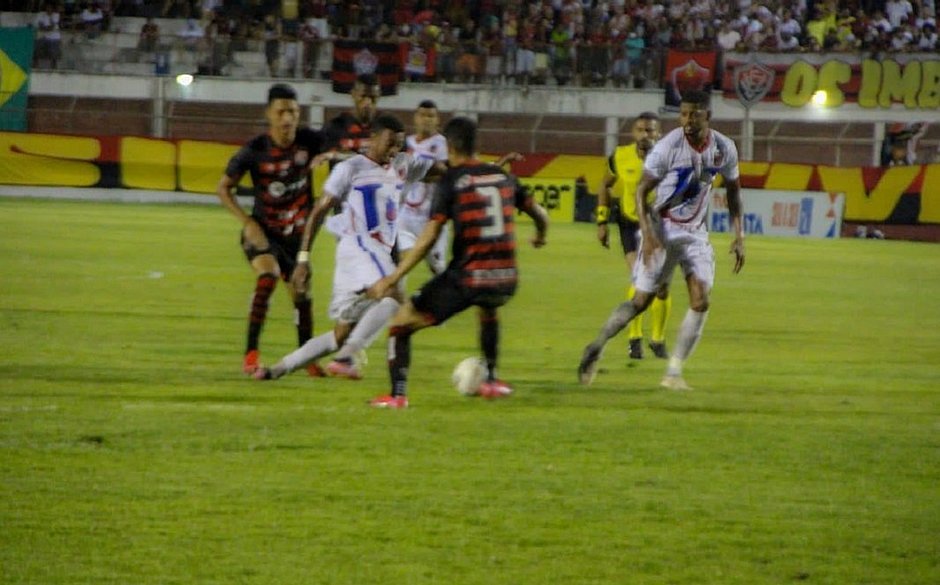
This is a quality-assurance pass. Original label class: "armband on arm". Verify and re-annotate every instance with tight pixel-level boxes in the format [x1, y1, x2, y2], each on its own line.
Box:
[595, 205, 610, 225]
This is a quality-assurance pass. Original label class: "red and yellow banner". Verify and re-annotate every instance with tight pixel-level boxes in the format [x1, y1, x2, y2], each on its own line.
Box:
[1, 132, 938, 225]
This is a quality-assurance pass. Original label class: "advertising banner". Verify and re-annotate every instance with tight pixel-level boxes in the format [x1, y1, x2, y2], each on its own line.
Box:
[0, 27, 34, 131]
[709, 188, 845, 238]
[517, 178, 575, 223]
[720, 52, 940, 109]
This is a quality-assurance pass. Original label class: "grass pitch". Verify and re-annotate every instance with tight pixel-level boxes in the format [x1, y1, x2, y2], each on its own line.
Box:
[0, 198, 938, 585]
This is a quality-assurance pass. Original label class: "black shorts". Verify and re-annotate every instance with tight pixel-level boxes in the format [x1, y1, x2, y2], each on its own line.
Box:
[240, 225, 302, 280]
[614, 213, 641, 255]
[412, 269, 516, 325]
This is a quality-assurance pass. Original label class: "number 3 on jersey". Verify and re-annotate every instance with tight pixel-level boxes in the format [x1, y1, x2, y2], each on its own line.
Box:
[478, 186, 506, 239]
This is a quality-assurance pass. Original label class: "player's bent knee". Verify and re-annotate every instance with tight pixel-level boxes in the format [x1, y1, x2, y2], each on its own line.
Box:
[689, 298, 710, 312]
[632, 291, 655, 311]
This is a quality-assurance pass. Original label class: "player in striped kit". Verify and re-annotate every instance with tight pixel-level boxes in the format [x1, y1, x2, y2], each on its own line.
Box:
[252, 115, 438, 381]
[216, 83, 327, 377]
[365, 117, 549, 409]
[578, 90, 746, 391]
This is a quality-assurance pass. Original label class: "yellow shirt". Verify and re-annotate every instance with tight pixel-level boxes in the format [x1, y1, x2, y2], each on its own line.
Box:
[609, 144, 644, 221]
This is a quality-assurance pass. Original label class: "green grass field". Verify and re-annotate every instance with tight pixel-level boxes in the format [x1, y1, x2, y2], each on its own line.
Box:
[1, 198, 938, 585]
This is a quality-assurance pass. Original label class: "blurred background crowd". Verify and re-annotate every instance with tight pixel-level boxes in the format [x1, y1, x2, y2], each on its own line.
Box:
[9, 0, 938, 86]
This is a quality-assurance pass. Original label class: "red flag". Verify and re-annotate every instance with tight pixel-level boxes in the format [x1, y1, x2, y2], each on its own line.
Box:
[332, 40, 400, 95]
[663, 50, 717, 109]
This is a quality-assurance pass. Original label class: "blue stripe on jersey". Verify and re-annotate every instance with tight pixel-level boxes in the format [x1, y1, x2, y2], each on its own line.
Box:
[356, 236, 387, 276]
[673, 166, 695, 201]
[357, 183, 381, 230]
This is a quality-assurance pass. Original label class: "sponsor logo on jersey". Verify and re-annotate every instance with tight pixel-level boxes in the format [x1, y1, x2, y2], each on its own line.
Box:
[269, 181, 286, 197]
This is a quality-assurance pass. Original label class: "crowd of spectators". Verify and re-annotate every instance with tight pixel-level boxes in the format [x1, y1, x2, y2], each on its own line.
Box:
[19, 0, 940, 85]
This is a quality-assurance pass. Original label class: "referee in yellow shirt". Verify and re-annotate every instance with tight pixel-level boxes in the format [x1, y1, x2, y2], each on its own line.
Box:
[595, 112, 671, 360]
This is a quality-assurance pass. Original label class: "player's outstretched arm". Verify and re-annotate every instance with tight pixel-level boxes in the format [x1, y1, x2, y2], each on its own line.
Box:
[725, 178, 745, 274]
[367, 219, 446, 299]
[495, 152, 525, 167]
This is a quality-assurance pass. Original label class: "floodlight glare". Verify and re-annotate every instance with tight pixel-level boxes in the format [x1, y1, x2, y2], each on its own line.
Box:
[811, 90, 827, 106]
[176, 73, 194, 87]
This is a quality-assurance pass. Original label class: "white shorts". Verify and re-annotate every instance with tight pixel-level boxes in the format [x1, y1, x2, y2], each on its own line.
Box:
[633, 231, 714, 293]
[397, 210, 450, 274]
[329, 235, 395, 322]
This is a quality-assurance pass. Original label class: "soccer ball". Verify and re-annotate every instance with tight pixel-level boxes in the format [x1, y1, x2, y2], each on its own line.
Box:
[452, 357, 485, 396]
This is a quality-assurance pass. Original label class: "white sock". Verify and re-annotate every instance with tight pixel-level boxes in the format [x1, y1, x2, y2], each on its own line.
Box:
[667, 309, 708, 376]
[334, 297, 400, 360]
[274, 331, 338, 376]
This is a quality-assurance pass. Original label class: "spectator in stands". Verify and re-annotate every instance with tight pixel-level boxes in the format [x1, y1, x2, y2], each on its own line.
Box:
[885, 0, 915, 28]
[262, 13, 281, 77]
[81, 2, 106, 38]
[138, 16, 160, 53]
[200, 12, 230, 75]
[434, 23, 459, 82]
[455, 18, 482, 83]
[550, 19, 573, 85]
[514, 17, 536, 85]
[882, 122, 929, 166]
[502, 11, 518, 80]
[299, 18, 320, 78]
[481, 18, 504, 84]
[178, 16, 203, 51]
[716, 20, 742, 50]
[918, 21, 938, 49]
[34, 3, 62, 70]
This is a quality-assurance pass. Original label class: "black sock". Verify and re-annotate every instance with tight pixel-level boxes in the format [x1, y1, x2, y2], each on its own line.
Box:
[388, 325, 412, 397]
[294, 298, 312, 346]
[480, 313, 499, 381]
[247, 274, 277, 353]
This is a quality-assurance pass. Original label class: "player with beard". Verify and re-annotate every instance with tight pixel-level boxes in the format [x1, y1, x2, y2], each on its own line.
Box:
[579, 90, 745, 391]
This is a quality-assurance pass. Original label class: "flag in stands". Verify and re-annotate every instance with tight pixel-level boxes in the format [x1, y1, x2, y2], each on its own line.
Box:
[663, 50, 717, 110]
[332, 40, 400, 96]
[0, 27, 33, 131]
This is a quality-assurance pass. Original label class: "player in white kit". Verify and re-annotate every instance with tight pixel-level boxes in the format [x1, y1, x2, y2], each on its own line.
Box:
[398, 100, 451, 275]
[578, 90, 746, 390]
[253, 115, 438, 381]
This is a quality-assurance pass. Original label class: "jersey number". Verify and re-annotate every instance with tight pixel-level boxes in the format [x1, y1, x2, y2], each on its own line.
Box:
[478, 186, 506, 239]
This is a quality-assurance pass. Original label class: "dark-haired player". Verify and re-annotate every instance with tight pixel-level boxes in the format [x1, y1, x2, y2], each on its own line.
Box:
[579, 90, 745, 391]
[323, 73, 381, 165]
[366, 117, 549, 409]
[398, 99, 450, 275]
[216, 83, 327, 376]
[595, 111, 671, 360]
[250, 115, 440, 381]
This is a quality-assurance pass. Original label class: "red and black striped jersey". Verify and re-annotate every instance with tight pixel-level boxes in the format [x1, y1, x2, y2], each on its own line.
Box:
[431, 160, 533, 289]
[324, 112, 372, 159]
[225, 127, 325, 237]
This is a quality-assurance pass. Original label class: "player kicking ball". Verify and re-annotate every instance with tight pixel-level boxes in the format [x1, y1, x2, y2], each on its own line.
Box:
[252, 115, 439, 381]
[364, 117, 549, 409]
[578, 90, 745, 390]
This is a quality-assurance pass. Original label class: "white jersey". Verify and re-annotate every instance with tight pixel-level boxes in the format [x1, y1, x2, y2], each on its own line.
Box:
[400, 133, 448, 217]
[322, 153, 433, 249]
[643, 127, 739, 238]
